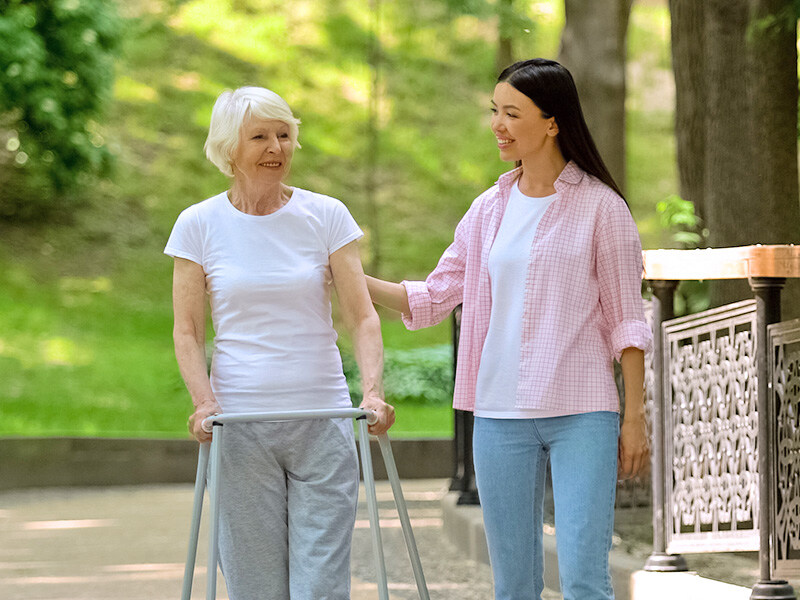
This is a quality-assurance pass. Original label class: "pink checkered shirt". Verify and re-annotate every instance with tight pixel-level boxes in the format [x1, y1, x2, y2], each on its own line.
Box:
[402, 162, 652, 413]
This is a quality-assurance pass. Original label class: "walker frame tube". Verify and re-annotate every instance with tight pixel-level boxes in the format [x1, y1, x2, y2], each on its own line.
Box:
[358, 417, 390, 600]
[181, 442, 209, 600]
[377, 435, 430, 599]
[180, 408, 429, 600]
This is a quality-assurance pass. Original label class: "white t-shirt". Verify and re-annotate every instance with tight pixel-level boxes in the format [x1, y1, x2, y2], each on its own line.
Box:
[164, 188, 363, 414]
[475, 182, 571, 419]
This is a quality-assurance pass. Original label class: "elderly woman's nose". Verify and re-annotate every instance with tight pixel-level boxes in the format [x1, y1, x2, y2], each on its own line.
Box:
[265, 134, 281, 151]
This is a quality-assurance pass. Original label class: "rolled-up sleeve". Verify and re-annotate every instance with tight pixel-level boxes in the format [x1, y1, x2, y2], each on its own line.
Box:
[400, 205, 474, 330]
[596, 196, 653, 360]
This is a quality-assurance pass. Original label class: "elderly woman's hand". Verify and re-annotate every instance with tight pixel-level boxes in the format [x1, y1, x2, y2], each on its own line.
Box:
[359, 395, 396, 435]
[188, 399, 223, 444]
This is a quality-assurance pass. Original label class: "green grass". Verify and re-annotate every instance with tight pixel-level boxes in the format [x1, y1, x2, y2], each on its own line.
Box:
[0, 0, 676, 438]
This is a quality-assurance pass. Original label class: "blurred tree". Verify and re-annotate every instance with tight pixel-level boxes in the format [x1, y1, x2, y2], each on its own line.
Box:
[366, 0, 382, 274]
[0, 0, 121, 221]
[559, 0, 633, 193]
[497, 0, 514, 74]
[669, 0, 706, 221]
[444, 0, 533, 76]
[670, 0, 799, 309]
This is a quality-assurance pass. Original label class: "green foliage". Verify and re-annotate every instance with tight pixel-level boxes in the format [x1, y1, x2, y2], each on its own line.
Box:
[656, 194, 710, 315]
[0, 0, 122, 220]
[443, 0, 534, 41]
[342, 345, 454, 406]
[656, 194, 704, 248]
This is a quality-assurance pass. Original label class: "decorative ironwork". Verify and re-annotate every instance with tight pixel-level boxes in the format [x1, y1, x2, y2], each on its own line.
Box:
[769, 319, 800, 578]
[663, 300, 760, 553]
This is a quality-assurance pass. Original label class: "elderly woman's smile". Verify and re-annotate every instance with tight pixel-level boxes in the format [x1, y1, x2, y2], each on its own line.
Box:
[232, 116, 294, 182]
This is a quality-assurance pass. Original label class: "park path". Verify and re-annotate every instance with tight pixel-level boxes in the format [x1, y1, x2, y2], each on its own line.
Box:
[0, 479, 561, 600]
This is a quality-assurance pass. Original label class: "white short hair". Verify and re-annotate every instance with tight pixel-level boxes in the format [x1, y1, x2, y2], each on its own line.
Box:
[204, 86, 301, 177]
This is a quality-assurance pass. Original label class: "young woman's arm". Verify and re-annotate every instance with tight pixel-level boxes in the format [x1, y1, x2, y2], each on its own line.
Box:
[330, 241, 395, 435]
[594, 196, 653, 480]
[618, 347, 648, 479]
[172, 257, 221, 443]
[365, 275, 410, 314]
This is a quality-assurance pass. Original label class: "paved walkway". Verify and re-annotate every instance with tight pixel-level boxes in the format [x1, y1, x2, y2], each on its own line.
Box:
[0, 479, 561, 600]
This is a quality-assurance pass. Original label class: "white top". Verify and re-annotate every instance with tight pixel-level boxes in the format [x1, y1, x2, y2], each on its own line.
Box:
[475, 182, 570, 418]
[164, 188, 362, 414]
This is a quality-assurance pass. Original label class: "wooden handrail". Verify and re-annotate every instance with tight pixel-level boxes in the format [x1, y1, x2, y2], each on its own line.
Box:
[642, 244, 800, 280]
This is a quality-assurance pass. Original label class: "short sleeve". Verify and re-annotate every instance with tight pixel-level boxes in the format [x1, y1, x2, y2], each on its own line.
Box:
[327, 199, 363, 254]
[164, 207, 204, 266]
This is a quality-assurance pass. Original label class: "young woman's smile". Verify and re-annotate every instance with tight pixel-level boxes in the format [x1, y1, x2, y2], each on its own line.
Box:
[490, 82, 558, 163]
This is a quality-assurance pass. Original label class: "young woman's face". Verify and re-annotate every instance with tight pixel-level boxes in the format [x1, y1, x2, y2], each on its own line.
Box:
[490, 82, 558, 163]
[231, 116, 294, 184]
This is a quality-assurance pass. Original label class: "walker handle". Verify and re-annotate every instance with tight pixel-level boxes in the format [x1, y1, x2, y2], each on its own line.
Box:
[200, 408, 377, 433]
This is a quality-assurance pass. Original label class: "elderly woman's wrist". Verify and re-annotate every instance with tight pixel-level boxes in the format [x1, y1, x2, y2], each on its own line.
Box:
[193, 396, 217, 410]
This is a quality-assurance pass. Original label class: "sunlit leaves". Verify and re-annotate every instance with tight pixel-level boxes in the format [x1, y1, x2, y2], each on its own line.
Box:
[0, 0, 122, 220]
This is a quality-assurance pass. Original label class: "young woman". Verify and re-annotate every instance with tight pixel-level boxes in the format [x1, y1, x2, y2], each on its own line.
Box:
[367, 59, 651, 600]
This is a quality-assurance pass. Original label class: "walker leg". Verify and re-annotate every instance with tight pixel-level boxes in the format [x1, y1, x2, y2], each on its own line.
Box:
[377, 434, 430, 600]
[358, 418, 390, 600]
[181, 443, 210, 600]
[206, 425, 224, 600]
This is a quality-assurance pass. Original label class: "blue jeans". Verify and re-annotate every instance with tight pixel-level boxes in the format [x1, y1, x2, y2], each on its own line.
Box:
[473, 412, 620, 600]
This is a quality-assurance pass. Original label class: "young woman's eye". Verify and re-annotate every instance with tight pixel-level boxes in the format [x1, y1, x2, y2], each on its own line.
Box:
[489, 107, 498, 114]
[507, 113, 518, 119]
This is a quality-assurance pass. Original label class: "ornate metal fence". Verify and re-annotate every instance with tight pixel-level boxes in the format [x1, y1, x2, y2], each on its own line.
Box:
[662, 300, 759, 553]
[643, 244, 800, 598]
[769, 318, 800, 578]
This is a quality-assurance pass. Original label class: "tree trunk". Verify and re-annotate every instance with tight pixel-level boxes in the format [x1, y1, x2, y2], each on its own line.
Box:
[365, 0, 382, 275]
[668, 0, 706, 221]
[748, 0, 800, 317]
[559, 0, 633, 193]
[704, 0, 754, 248]
[496, 0, 514, 75]
[671, 0, 799, 311]
[747, 0, 799, 245]
[704, 0, 755, 306]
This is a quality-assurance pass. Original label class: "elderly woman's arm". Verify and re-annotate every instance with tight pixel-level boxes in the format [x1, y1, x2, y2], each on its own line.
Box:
[330, 241, 395, 435]
[172, 257, 222, 443]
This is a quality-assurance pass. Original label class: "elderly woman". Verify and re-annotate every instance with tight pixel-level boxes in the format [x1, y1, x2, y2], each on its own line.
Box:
[165, 86, 394, 600]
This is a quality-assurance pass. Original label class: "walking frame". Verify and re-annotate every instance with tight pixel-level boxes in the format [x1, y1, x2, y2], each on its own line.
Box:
[180, 408, 430, 600]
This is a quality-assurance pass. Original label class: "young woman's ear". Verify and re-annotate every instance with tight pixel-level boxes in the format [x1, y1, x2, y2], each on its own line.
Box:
[547, 118, 559, 137]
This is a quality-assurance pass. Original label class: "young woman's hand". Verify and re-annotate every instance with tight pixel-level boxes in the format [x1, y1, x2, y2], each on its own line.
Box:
[618, 411, 649, 480]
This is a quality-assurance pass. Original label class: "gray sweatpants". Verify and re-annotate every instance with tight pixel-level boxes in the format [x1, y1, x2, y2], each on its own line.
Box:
[215, 418, 360, 600]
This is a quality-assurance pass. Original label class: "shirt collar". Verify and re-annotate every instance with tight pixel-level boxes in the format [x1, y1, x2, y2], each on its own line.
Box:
[496, 160, 584, 196]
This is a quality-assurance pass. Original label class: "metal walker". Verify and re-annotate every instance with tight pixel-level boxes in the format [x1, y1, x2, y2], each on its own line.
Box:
[180, 408, 430, 600]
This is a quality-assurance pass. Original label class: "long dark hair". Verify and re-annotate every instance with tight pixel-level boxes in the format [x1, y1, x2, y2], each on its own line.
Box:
[497, 58, 624, 200]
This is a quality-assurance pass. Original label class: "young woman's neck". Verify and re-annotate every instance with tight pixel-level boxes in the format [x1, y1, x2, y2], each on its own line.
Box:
[517, 148, 567, 197]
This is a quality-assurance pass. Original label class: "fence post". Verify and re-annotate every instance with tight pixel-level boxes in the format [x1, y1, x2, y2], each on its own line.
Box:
[644, 280, 687, 572]
[749, 277, 795, 600]
[449, 305, 479, 505]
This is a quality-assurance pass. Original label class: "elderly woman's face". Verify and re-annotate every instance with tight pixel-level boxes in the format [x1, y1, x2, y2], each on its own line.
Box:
[231, 116, 294, 184]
